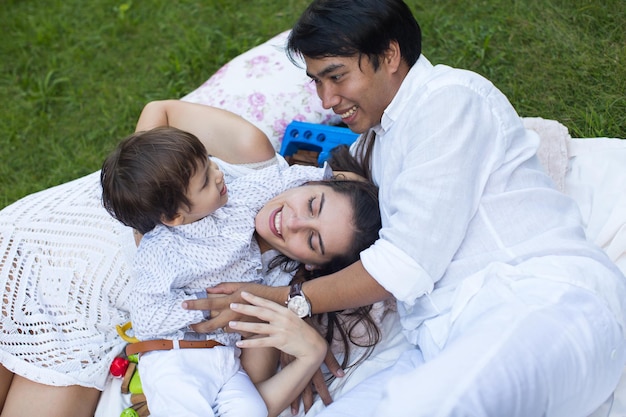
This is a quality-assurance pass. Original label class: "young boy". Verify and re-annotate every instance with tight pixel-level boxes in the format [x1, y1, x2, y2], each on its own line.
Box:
[101, 125, 328, 416]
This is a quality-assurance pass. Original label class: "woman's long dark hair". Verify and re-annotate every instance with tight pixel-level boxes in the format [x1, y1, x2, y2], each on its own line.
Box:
[271, 145, 382, 373]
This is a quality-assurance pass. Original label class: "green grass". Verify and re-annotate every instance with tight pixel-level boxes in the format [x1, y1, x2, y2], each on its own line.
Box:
[1, 0, 624, 208]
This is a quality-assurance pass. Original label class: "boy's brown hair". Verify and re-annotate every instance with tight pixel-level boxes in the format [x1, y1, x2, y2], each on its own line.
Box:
[101, 126, 207, 234]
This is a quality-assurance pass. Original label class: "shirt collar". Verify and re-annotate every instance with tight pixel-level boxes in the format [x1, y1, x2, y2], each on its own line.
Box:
[373, 54, 433, 137]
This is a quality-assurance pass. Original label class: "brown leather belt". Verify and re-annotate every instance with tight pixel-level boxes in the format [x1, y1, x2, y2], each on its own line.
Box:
[125, 339, 224, 356]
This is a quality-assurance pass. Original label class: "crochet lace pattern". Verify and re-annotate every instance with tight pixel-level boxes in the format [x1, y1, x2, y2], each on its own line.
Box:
[0, 171, 135, 389]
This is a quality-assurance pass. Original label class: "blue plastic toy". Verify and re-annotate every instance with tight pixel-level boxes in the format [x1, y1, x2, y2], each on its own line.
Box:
[280, 121, 358, 166]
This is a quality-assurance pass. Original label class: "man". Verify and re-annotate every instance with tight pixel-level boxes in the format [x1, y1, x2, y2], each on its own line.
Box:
[188, 1, 626, 415]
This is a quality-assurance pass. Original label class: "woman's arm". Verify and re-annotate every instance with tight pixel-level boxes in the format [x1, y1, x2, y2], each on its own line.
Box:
[230, 292, 327, 417]
[134, 100, 276, 164]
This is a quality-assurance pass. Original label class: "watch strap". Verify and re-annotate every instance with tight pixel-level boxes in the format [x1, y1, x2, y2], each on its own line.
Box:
[289, 282, 303, 299]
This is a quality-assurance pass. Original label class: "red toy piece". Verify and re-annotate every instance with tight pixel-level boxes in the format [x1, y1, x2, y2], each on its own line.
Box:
[110, 356, 130, 378]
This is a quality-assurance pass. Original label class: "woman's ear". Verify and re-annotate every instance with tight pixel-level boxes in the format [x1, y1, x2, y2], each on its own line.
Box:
[304, 264, 317, 271]
[161, 213, 184, 227]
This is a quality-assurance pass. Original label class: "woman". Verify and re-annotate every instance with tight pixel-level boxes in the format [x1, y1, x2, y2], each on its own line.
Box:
[0, 100, 382, 416]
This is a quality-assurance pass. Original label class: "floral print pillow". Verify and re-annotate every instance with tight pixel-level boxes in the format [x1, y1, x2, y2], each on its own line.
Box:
[182, 30, 340, 151]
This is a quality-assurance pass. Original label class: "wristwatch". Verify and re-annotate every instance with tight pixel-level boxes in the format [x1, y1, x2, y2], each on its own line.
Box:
[286, 282, 311, 318]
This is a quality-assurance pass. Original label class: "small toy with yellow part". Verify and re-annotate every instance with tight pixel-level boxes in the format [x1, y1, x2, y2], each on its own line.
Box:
[110, 322, 150, 417]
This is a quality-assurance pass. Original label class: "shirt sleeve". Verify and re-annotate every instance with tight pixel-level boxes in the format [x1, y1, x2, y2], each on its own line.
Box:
[362, 80, 509, 301]
[361, 239, 433, 305]
[130, 234, 206, 340]
[235, 161, 326, 212]
[277, 163, 326, 190]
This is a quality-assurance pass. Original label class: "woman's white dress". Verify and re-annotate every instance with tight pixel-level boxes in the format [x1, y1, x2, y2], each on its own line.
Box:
[0, 171, 136, 389]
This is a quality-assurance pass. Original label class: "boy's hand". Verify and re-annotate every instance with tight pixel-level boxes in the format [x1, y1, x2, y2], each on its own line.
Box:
[183, 283, 248, 333]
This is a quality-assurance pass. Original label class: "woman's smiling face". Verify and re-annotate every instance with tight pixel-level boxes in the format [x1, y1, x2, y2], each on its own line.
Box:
[255, 184, 355, 267]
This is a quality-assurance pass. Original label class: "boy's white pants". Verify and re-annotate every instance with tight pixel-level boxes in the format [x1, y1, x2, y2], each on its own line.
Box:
[139, 345, 266, 417]
[317, 280, 625, 417]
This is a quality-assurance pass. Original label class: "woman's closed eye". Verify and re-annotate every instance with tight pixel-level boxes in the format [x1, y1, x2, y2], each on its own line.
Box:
[307, 193, 326, 255]
[308, 232, 316, 252]
[307, 197, 317, 252]
[308, 196, 316, 215]
[308, 231, 325, 256]
[309, 193, 325, 216]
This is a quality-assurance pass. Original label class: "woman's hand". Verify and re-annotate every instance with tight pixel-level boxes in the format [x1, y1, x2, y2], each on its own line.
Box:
[228, 292, 327, 417]
[230, 292, 326, 360]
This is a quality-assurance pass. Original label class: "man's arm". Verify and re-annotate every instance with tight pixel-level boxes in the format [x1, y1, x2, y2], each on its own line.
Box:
[302, 261, 389, 312]
[185, 260, 390, 333]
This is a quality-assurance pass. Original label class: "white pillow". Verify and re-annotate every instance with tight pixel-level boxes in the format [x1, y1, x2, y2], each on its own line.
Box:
[182, 30, 340, 151]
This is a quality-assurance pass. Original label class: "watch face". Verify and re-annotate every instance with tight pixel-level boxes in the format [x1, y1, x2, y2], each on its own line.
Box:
[287, 295, 310, 318]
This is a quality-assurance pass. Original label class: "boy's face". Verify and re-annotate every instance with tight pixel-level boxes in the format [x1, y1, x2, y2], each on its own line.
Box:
[179, 158, 227, 224]
[304, 53, 398, 134]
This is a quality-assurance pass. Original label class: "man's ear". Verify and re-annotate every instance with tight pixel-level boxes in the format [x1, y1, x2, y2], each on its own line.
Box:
[305, 264, 317, 271]
[161, 213, 184, 227]
[384, 40, 402, 72]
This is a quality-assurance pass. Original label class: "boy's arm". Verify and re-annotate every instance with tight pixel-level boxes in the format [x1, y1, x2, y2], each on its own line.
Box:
[132, 241, 206, 339]
[240, 344, 280, 385]
[134, 100, 276, 164]
[131, 269, 205, 340]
